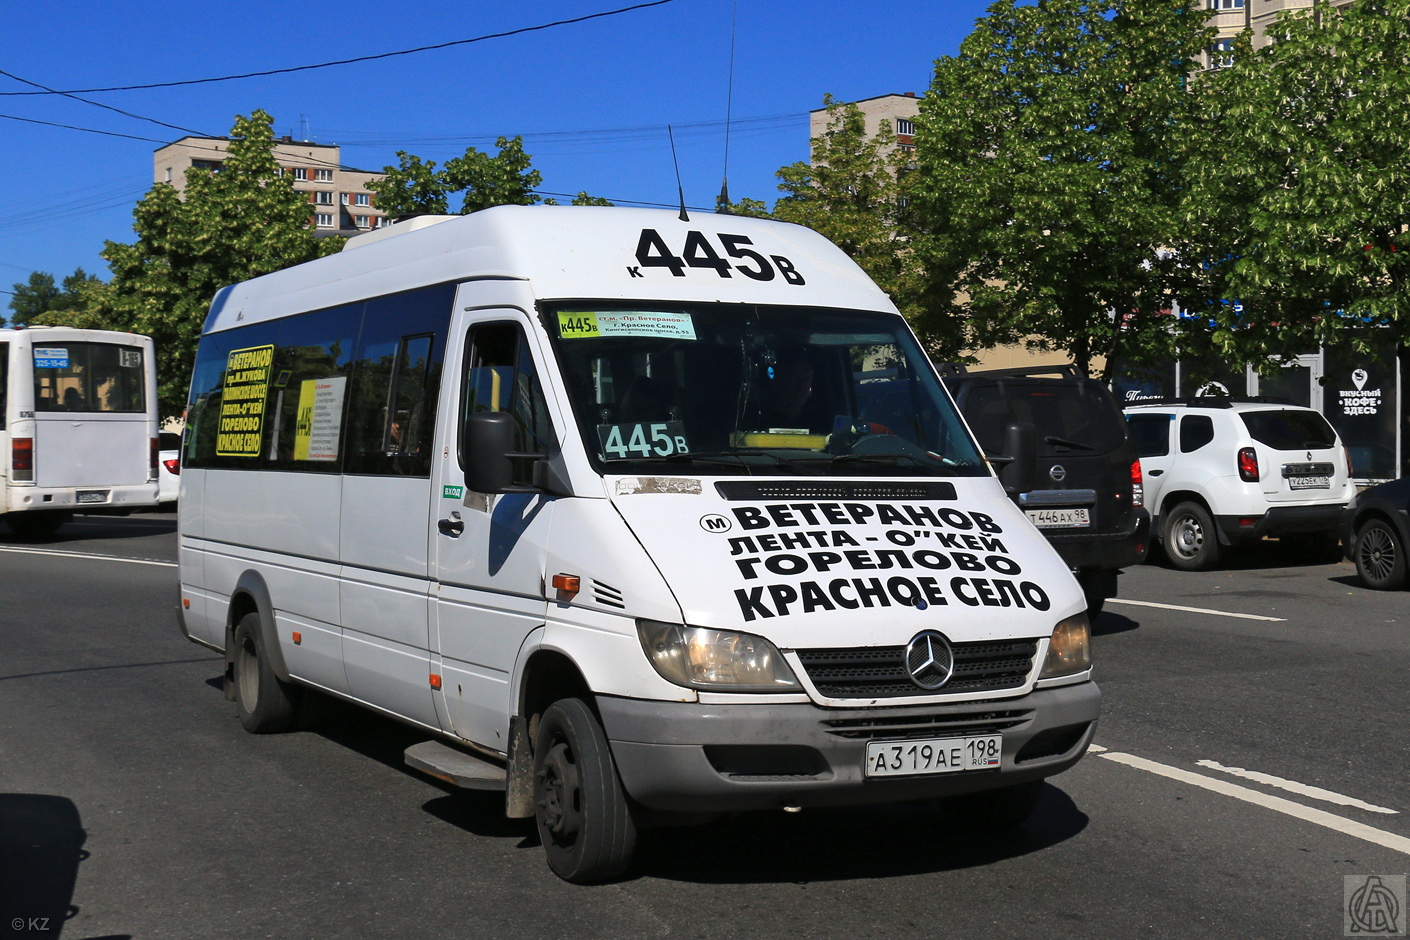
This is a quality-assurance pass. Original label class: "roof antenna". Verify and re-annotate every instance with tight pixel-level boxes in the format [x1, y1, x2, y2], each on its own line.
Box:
[668, 125, 689, 222]
[716, 0, 739, 214]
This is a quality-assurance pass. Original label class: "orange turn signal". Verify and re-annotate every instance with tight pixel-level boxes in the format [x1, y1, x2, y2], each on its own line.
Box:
[429, 673, 443, 690]
[292, 631, 302, 645]
[552, 574, 581, 595]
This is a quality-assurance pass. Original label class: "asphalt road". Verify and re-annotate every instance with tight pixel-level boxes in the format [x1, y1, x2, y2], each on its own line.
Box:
[1, 513, 1406, 939]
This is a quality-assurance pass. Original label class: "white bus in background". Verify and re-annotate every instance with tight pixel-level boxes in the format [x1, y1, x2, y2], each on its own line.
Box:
[177, 206, 1099, 883]
[1, 326, 160, 538]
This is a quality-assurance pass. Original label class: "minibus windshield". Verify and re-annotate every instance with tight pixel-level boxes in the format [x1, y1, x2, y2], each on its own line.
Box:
[544, 303, 986, 477]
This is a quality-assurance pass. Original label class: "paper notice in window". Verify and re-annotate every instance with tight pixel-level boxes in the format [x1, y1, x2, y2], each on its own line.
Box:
[294, 376, 346, 461]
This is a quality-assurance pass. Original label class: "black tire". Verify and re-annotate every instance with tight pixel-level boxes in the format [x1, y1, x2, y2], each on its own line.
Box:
[946, 780, 1044, 830]
[1163, 501, 1219, 571]
[533, 698, 636, 884]
[1353, 518, 1407, 591]
[231, 612, 301, 733]
[4, 510, 73, 539]
[1076, 568, 1116, 620]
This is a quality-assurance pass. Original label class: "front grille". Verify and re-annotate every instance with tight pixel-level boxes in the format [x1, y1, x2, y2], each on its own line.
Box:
[796, 640, 1038, 699]
[822, 709, 1034, 741]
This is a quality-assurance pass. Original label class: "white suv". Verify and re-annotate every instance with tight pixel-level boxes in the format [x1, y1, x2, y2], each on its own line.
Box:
[1124, 399, 1354, 570]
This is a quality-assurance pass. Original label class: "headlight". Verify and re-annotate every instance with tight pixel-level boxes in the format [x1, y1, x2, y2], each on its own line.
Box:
[636, 620, 802, 692]
[1039, 614, 1091, 679]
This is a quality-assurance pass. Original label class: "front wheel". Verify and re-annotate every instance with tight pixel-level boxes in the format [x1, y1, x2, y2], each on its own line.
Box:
[1354, 519, 1406, 590]
[533, 698, 637, 884]
[1163, 502, 1220, 571]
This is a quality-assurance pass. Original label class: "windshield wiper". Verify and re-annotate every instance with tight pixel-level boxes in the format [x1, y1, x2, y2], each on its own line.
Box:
[600, 450, 787, 468]
[779, 453, 932, 471]
[1044, 435, 1095, 451]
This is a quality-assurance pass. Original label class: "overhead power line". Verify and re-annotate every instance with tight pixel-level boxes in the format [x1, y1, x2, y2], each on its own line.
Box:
[0, 0, 679, 96]
[0, 112, 166, 142]
[0, 68, 214, 137]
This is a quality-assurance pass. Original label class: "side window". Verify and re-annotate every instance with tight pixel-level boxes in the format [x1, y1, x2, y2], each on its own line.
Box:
[343, 283, 454, 477]
[1126, 413, 1172, 457]
[1179, 414, 1215, 453]
[184, 305, 356, 470]
[0, 343, 8, 430]
[461, 322, 556, 486]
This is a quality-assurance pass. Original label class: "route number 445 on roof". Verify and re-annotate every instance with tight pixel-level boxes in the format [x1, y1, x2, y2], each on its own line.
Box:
[632, 228, 806, 285]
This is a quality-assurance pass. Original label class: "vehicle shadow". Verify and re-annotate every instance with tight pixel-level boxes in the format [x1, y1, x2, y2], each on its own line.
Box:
[1091, 611, 1139, 637]
[0, 793, 124, 939]
[0, 514, 176, 545]
[1144, 537, 1347, 573]
[631, 783, 1088, 884]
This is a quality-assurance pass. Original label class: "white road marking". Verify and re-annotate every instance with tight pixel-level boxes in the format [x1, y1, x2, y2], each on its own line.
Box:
[1107, 597, 1286, 622]
[1100, 751, 1410, 856]
[0, 545, 176, 568]
[1195, 759, 1397, 815]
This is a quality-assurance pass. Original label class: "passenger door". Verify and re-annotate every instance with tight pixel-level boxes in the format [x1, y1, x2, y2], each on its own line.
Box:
[1126, 412, 1175, 516]
[431, 312, 558, 751]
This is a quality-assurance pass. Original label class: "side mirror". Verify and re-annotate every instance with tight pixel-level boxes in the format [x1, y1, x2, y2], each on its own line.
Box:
[997, 420, 1038, 498]
[462, 412, 521, 494]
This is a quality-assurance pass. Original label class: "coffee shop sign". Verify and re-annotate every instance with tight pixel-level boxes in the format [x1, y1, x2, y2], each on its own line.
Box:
[1339, 369, 1381, 416]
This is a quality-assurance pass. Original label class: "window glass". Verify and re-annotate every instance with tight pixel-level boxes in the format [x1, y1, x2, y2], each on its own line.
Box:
[187, 284, 454, 474]
[545, 302, 983, 477]
[1126, 413, 1172, 457]
[0, 343, 8, 429]
[461, 322, 556, 486]
[344, 283, 453, 476]
[33, 342, 145, 413]
[1180, 414, 1215, 452]
[185, 306, 356, 471]
[962, 381, 1128, 457]
[1240, 409, 1338, 451]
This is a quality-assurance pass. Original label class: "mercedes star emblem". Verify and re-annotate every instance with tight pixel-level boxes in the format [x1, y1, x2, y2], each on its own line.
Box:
[904, 631, 955, 690]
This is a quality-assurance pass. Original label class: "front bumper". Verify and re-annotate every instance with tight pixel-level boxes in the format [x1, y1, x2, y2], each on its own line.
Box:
[598, 681, 1100, 812]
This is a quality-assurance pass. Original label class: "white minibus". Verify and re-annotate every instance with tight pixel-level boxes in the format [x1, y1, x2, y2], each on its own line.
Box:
[177, 206, 1100, 883]
[2, 326, 159, 537]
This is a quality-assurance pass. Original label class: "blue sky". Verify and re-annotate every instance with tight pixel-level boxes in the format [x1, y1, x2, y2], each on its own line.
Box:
[1, 0, 995, 298]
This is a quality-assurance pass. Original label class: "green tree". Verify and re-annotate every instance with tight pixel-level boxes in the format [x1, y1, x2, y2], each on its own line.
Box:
[1185, 0, 1410, 365]
[913, 0, 1214, 377]
[724, 97, 946, 353]
[7, 268, 103, 326]
[82, 110, 340, 418]
[367, 136, 609, 216]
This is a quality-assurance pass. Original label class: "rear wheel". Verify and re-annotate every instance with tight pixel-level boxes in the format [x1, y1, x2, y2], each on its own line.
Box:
[533, 698, 636, 884]
[4, 510, 73, 539]
[231, 612, 301, 733]
[1164, 501, 1219, 571]
[1354, 519, 1406, 591]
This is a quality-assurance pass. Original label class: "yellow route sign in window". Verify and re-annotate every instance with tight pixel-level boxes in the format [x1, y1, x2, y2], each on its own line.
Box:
[216, 345, 274, 457]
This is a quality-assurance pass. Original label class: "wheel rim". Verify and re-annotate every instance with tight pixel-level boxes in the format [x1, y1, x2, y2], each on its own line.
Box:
[536, 738, 583, 849]
[1359, 527, 1397, 583]
[1171, 514, 1205, 559]
[236, 634, 260, 709]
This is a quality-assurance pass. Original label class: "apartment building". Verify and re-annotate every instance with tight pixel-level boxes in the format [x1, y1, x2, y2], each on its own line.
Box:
[1205, 0, 1358, 67]
[809, 92, 920, 162]
[152, 137, 387, 236]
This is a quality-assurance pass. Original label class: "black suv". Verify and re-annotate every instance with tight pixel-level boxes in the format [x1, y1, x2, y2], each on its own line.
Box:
[943, 365, 1150, 616]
